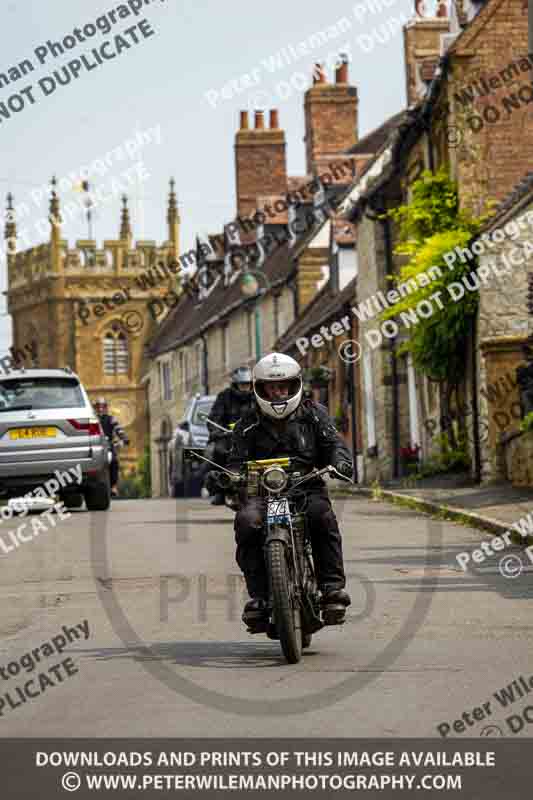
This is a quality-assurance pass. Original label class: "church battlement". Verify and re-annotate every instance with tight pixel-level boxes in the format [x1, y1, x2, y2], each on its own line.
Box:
[6, 179, 180, 293]
[9, 238, 175, 290]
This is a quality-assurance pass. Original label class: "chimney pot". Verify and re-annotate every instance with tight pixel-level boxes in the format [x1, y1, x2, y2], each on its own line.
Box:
[335, 56, 349, 84]
[254, 110, 265, 129]
[312, 63, 326, 84]
[240, 110, 249, 130]
[269, 109, 279, 129]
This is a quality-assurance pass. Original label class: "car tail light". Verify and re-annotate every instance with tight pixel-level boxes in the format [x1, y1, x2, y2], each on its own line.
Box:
[67, 418, 102, 435]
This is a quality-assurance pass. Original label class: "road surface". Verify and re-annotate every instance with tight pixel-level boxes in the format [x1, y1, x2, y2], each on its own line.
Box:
[0, 493, 531, 738]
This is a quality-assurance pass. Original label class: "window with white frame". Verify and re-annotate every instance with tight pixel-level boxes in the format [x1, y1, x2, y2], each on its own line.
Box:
[195, 341, 202, 382]
[179, 350, 189, 389]
[363, 351, 377, 450]
[221, 324, 229, 371]
[160, 360, 172, 402]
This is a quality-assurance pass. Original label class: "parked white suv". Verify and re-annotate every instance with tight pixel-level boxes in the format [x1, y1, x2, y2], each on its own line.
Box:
[0, 368, 111, 510]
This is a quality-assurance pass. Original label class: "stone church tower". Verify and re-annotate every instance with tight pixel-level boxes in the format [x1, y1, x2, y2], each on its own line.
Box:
[4, 179, 180, 475]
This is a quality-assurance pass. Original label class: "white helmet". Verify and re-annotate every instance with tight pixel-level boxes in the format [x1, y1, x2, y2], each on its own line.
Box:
[253, 353, 303, 420]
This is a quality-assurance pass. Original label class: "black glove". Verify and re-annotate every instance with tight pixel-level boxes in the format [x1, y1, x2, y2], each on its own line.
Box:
[205, 470, 224, 495]
[334, 461, 353, 478]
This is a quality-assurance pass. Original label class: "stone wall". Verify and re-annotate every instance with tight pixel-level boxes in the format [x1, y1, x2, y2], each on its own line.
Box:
[504, 430, 533, 486]
[475, 197, 533, 481]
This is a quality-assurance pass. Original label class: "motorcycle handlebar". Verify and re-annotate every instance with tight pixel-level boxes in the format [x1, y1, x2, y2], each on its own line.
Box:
[198, 412, 232, 435]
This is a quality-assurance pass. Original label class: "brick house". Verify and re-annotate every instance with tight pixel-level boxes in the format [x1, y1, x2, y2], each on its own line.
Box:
[339, 0, 533, 483]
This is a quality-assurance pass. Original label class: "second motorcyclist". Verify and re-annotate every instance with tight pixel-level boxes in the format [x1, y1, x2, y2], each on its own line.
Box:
[94, 397, 130, 497]
[205, 366, 254, 505]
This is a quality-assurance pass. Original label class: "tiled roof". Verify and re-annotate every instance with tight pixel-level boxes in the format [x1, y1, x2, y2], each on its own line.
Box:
[275, 276, 357, 353]
[148, 240, 294, 357]
[345, 110, 407, 156]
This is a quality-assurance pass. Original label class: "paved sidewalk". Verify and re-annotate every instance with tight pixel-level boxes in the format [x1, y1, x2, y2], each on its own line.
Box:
[343, 475, 533, 540]
[390, 482, 533, 531]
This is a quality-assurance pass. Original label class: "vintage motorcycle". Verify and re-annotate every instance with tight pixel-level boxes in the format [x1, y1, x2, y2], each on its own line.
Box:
[184, 447, 352, 663]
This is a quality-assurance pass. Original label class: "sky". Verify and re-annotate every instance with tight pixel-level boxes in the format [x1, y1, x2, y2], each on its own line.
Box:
[0, 0, 417, 353]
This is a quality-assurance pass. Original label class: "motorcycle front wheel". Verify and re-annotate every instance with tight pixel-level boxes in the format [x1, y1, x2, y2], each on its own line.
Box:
[267, 538, 302, 664]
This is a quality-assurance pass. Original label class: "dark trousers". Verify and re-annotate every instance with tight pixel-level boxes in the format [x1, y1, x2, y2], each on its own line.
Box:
[234, 491, 346, 598]
[110, 450, 119, 487]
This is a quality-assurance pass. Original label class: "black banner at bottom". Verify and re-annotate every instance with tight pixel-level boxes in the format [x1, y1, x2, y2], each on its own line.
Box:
[1, 739, 532, 798]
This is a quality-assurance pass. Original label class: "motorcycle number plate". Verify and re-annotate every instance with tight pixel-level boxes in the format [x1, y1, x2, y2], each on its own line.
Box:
[267, 498, 290, 525]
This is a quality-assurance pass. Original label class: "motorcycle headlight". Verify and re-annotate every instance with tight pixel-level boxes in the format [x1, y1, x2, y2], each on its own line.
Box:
[261, 466, 288, 493]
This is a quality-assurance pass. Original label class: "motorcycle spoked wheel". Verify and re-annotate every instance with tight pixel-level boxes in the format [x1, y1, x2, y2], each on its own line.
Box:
[267, 537, 303, 664]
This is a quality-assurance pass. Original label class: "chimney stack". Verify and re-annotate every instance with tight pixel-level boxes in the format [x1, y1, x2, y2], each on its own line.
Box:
[240, 110, 249, 130]
[304, 61, 358, 175]
[235, 109, 287, 219]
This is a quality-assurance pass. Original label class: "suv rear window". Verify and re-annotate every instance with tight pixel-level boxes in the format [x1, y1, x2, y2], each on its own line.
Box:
[192, 399, 214, 426]
[0, 378, 85, 411]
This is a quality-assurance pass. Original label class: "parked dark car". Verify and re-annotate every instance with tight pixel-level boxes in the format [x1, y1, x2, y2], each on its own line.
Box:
[169, 394, 215, 497]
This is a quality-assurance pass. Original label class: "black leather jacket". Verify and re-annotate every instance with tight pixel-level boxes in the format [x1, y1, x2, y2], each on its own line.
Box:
[228, 400, 352, 488]
[208, 387, 255, 444]
[98, 413, 129, 449]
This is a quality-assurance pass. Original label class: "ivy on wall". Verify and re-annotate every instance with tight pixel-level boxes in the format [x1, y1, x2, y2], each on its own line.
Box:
[382, 168, 489, 380]
[381, 168, 493, 449]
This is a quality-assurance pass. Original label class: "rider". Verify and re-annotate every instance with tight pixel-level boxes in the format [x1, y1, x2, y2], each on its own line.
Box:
[227, 353, 353, 627]
[206, 366, 254, 505]
[94, 397, 130, 497]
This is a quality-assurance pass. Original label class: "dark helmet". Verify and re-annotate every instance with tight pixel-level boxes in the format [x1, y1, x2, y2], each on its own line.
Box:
[231, 366, 252, 397]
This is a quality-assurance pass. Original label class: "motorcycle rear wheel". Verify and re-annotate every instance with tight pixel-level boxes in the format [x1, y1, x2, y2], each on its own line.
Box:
[267, 539, 302, 664]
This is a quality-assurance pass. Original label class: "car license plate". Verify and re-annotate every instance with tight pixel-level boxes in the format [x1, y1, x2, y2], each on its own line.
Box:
[267, 498, 290, 524]
[9, 427, 57, 440]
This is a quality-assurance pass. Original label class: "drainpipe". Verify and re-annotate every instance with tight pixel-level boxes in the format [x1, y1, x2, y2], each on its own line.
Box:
[289, 276, 299, 318]
[382, 209, 400, 480]
[424, 115, 435, 173]
[470, 311, 481, 483]
[200, 333, 209, 394]
[344, 301, 358, 483]
[365, 200, 401, 479]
